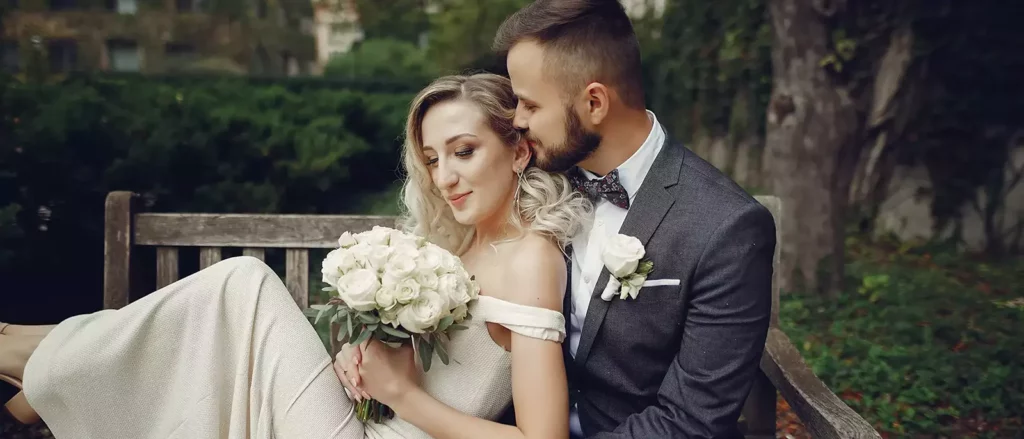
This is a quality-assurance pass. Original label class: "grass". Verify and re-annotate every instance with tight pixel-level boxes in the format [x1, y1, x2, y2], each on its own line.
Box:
[779, 234, 1024, 438]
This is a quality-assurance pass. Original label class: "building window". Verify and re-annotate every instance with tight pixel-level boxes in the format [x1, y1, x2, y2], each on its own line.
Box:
[47, 40, 77, 73]
[1, 41, 18, 73]
[107, 40, 141, 72]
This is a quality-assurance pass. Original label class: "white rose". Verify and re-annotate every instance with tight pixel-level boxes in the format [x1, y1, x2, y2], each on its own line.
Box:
[415, 270, 439, 290]
[601, 234, 646, 278]
[356, 226, 391, 246]
[366, 246, 393, 271]
[387, 229, 421, 249]
[381, 257, 417, 287]
[393, 278, 422, 304]
[453, 278, 473, 306]
[337, 231, 358, 248]
[320, 249, 345, 285]
[396, 289, 447, 333]
[375, 286, 399, 311]
[415, 245, 444, 272]
[437, 273, 459, 295]
[439, 252, 460, 273]
[346, 242, 373, 269]
[336, 269, 381, 311]
[450, 303, 469, 322]
[380, 305, 401, 327]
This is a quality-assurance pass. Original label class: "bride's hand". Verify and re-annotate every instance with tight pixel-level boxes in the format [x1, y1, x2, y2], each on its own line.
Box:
[334, 343, 370, 402]
[357, 339, 420, 406]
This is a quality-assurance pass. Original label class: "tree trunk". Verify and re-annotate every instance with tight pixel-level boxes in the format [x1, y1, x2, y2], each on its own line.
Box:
[764, 0, 862, 296]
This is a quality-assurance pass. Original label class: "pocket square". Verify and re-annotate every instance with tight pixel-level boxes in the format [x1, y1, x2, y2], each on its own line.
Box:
[642, 278, 681, 287]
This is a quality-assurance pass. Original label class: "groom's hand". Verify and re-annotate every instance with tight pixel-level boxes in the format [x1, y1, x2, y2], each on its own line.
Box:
[334, 343, 371, 401]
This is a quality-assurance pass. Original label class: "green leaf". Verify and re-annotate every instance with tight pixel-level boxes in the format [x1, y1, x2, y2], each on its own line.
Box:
[380, 325, 410, 339]
[637, 260, 654, 275]
[314, 306, 329, 325]
[417, 336, 434, 372]
[347, 312, 354, 337]
[357, 312, 380, 324]
[448, 324, 468, 331]
[437, 315, 455, 331]
[322, 286, 337, 292]
[351, 325, 374, 347]
[350, 323, 363, 346]
[336, 318, 350, 341]
[433, 337, 450, 365]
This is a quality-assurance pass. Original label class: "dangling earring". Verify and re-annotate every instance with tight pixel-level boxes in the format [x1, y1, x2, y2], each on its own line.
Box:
[513, 168, 526, 210]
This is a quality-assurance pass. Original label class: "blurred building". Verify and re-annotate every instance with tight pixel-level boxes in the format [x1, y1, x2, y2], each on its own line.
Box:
[309, 0, 361, 74]
[0, 0, 317, 76]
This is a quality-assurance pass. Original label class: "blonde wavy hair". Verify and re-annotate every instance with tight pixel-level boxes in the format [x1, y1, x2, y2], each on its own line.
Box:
[398, 73, 592, 255]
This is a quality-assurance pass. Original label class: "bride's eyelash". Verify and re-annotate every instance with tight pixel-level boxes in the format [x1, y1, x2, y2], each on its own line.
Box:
[424, 146, 472, 166]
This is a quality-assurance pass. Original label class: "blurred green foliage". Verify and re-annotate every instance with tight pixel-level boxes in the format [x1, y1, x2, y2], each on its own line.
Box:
[781, 235, 1024, 437]
[0, 71, 417, 316]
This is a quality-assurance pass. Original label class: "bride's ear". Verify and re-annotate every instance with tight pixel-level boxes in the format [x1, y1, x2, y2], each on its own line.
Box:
[512, 139, 532, 173]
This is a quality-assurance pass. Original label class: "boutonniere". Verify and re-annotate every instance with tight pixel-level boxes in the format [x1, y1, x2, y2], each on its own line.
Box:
[599, 233, 654, 301]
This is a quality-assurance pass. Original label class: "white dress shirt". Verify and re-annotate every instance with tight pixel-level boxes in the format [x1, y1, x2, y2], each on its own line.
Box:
[568, 110, 666, 436]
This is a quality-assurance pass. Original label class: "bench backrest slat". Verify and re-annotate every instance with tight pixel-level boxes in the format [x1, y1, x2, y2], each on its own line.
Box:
[285, 248, 310, 309]
[134, 213, 399, 248]
[199, 247, 222, 269]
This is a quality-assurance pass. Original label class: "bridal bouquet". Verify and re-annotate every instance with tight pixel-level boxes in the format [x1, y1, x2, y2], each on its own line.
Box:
[308, 226, 479, 423]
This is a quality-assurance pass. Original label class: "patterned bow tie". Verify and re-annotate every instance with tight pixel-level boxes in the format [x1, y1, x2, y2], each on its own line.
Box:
[568, 168, 630, 209]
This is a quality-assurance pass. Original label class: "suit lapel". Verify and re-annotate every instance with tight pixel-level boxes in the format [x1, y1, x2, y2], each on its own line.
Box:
[573, 135, 684, 368]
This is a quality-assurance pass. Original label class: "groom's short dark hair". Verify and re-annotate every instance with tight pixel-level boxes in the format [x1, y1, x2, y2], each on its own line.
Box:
[493, 0, 645, 110]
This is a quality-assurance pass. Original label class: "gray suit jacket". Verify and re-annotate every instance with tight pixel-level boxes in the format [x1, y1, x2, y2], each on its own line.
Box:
[565, 137, 776, 438]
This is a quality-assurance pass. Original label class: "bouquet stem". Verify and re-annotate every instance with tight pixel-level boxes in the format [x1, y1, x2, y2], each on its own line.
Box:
[355, 398, 395, 423]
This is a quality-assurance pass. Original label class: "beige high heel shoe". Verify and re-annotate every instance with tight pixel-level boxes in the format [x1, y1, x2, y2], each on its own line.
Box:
[2, 374, 40, 424]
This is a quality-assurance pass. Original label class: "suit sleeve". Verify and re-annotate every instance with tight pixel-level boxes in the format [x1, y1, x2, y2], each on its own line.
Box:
[591, 202, 776, 438]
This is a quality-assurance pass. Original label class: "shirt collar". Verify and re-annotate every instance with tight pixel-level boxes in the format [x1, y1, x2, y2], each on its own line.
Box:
[579, 110, 665, 200]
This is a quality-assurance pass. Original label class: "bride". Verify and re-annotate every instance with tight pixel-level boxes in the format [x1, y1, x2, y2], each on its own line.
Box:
[0, 73, 592, 438]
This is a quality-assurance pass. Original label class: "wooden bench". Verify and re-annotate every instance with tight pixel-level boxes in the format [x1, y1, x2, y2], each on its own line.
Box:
[102, 190, 881, 439]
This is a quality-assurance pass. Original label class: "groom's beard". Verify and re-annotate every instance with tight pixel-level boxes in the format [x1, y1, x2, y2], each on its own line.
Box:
[531, 106, 602, 173]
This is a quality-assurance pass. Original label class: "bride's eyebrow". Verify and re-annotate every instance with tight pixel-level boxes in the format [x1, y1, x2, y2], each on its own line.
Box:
[445, 133, 477, 145]
[423, 133, 478, 151]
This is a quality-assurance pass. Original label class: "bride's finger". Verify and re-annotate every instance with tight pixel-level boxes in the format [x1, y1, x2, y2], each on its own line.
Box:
[333, 360, 362, 402]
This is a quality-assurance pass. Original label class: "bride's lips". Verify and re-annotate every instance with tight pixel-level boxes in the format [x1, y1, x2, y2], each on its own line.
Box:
[448, 192, 471, 208]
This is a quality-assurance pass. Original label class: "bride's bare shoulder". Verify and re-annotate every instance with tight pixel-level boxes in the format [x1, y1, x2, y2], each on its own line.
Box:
[493, 233, 566, 312]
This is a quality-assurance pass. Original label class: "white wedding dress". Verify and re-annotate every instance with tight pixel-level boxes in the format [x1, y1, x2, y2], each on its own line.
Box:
[22, 256, 565, 439]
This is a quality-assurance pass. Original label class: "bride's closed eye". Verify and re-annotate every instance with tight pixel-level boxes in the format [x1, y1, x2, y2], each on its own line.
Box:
[454, 146, 474, 158]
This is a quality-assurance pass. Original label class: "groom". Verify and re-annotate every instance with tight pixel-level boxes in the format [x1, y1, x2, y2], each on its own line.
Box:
[494, 0, 776, 437]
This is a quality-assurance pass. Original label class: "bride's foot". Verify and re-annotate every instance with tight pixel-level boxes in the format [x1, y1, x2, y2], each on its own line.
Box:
[0, 323, 57, 337]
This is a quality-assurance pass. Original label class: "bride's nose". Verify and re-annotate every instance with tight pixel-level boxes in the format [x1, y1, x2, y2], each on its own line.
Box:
[435, 160, 459, 188]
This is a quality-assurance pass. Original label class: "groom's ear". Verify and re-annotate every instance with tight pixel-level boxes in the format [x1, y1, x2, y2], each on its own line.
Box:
[582, 82, 610, 126]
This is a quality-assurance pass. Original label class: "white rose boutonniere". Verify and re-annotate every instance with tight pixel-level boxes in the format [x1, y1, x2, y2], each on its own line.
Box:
[599, 233, 654, 301]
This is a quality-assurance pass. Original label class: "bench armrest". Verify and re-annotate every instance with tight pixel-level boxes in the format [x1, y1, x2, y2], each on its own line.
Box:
[762, 327, 881, 439]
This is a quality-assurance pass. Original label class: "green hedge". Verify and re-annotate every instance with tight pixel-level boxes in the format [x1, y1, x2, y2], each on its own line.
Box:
[781, 237, 1024, 437]
[0, 73, 418, 319]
